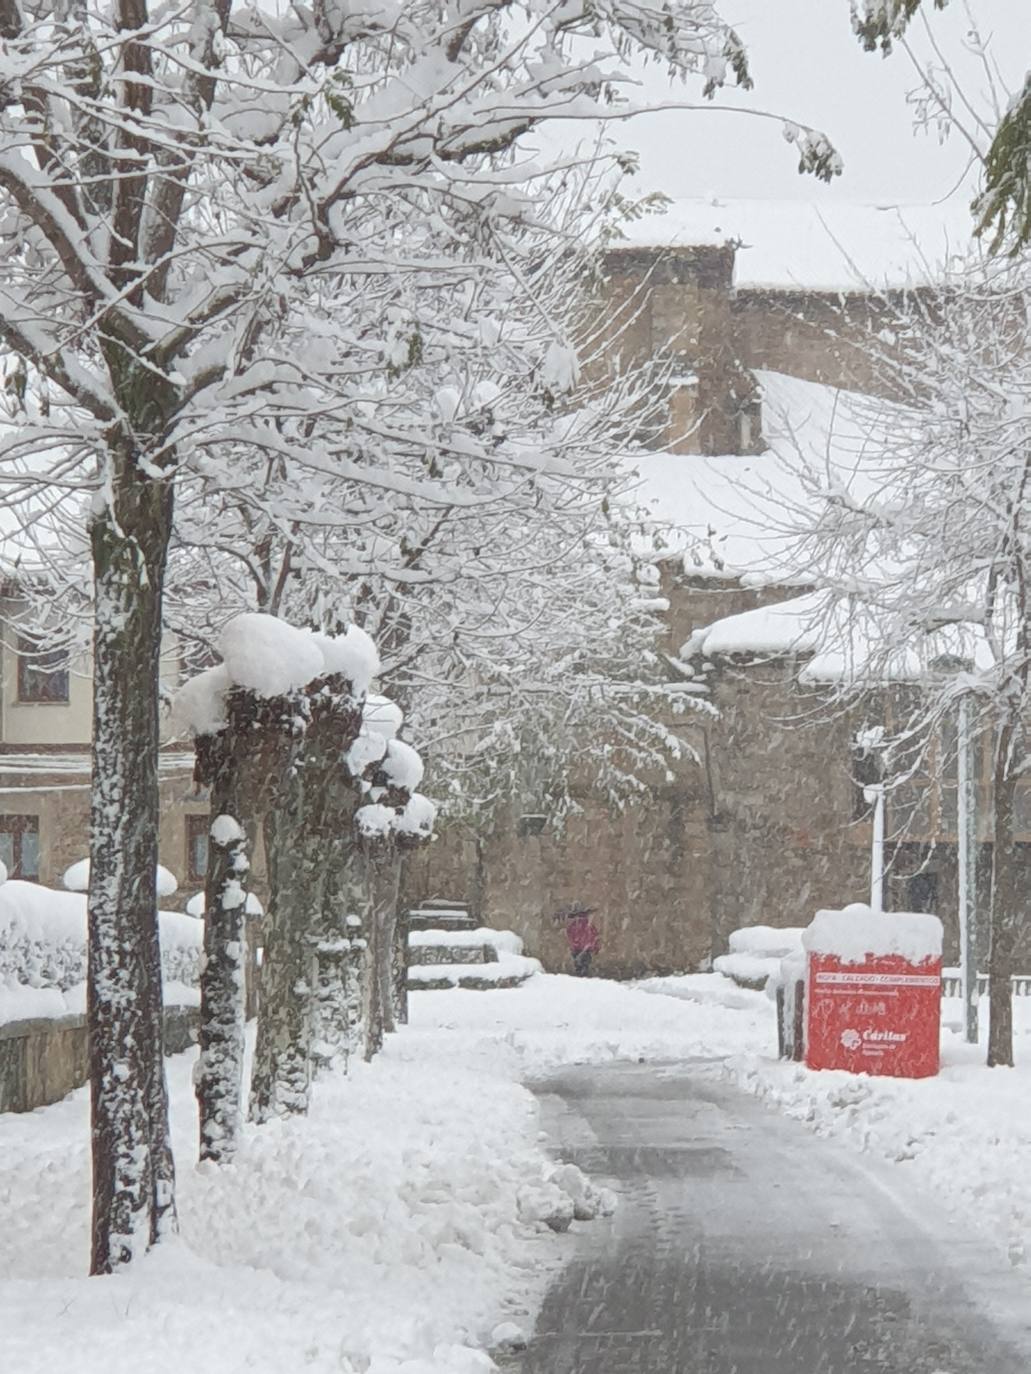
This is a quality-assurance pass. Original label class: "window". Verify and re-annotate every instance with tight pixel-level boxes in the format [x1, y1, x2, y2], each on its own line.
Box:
[16, 636, 69, 703]
[187, 813, 209, 884]
[0, 814, 39, 880]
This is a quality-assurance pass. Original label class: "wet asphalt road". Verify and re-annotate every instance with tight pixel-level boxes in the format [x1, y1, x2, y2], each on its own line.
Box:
[510, 1061, 1031, 1374]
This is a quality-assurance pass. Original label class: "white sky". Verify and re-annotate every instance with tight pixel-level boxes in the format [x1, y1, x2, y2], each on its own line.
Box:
[604, 0, 1029, 209]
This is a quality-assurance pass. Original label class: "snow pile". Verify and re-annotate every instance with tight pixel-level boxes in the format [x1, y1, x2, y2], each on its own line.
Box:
[63, 858, 179, 898]
[0, 881, 202, 1008]
[634, 971, 763, 1012]
[803, 905, 943, 964]
[355, 802, 397, 838]
[407, 971, 775, 1074]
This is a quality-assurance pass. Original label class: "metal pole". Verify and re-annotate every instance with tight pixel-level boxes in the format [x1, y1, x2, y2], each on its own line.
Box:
[865, 784, 885, 913]
[957, 695, 979, 1044]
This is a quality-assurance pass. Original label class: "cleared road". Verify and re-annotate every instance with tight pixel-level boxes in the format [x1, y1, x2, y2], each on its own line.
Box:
[512, 1061, 1031, 1374]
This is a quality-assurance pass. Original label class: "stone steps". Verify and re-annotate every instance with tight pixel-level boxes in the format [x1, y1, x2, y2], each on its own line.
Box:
[405, 922, 540, 992]
[406, 899, 476, 932]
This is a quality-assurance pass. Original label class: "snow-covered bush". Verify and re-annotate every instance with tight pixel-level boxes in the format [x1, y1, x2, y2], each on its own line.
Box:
[0, 882, 201, 994]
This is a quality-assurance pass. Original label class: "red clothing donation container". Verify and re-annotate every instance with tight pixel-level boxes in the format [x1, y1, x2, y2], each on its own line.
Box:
[803, 905, 943, 1079]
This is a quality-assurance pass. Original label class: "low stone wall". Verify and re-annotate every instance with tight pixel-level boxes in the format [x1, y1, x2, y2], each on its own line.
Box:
[0, 1005, 198, 1115]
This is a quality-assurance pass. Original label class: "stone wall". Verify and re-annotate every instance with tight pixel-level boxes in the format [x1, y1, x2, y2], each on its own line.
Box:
[0, 1006, 197, 1114]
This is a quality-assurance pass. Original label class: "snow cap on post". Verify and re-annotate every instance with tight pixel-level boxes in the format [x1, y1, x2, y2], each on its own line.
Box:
[345, 727, 388, 779]
[310, 624, 380, 697]
[355, 802, 397, 838]
[803, 905, 943, 965]
[396, 792, 436, 838]
[186, 890, 263, 918]
[170, 664, 231, 737]
[220, 613, 325, 697]
[382, 738, 424, 791]
[363, 694, 403, 740]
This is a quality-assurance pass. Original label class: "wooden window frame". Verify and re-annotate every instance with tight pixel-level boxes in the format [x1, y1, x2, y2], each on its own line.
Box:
[186, 813, 210, 884]
[0, 813, 40, 880]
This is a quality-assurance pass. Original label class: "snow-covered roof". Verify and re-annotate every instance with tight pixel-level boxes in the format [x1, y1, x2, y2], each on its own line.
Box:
[630, 371, 895, 583]
[682, 585, 996, 687]
[620, 197, 973, 290]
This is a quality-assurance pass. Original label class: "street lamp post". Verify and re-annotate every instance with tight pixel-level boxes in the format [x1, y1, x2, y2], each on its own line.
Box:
[957, 694, 979, 1045]
[864, 783, 885, 914]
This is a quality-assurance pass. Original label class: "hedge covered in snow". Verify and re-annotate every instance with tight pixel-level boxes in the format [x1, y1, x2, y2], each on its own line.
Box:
[0, 880, 202, 995]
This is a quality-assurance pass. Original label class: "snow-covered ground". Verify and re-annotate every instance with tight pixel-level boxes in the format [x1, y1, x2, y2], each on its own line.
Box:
[4, 971, 1031, 1372]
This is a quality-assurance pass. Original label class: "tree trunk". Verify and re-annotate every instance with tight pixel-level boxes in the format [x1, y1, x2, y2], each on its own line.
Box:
[196, 779, 249, 1163]
[249, 791, 317, 1120]
[87, 470, 176, 1274]
[361, 837, 402, 1059]
[250, 676, 362, 1116]
[391, 904, 409, 1027]
[988, 727, 1020, 1067]
[312, 835, 364, 1069]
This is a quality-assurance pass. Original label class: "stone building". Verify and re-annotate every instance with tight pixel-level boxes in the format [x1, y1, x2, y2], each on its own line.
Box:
[404, 199, 1008, 978]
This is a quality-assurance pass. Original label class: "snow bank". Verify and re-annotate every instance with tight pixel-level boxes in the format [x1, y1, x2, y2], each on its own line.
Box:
[803, 905, 943, 964]
[0, 1001, 601, 1374]
[63, 858, 179, 897]
[0, 881, 202, 1001]
[221, 613, 325, 697]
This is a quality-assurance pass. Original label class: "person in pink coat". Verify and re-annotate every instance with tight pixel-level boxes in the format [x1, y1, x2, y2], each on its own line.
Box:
[558, 904, 600, 976]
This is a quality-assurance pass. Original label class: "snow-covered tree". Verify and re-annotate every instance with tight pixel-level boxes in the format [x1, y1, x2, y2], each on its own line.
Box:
[772, 253, 1031, 1066]
[849, 0, 1031, 252]
[0, 0, 834, 1267]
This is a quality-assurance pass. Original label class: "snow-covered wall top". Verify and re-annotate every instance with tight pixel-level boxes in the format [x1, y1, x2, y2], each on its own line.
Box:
[803, 905, 943, 964]
[620, 198, 972, 290]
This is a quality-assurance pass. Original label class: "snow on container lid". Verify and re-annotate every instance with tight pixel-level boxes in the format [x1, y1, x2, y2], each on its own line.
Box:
[802, 903, 943, 964]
